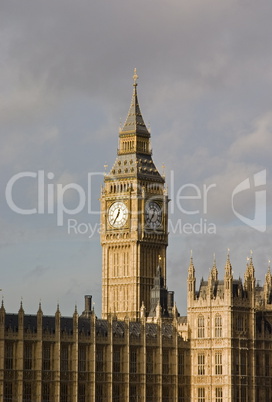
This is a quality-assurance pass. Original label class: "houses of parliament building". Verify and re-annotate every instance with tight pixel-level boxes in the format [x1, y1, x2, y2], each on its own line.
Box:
[1, 71, 272, 401]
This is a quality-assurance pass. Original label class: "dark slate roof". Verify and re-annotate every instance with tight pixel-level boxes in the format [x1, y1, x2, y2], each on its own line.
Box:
[78, 317, 91, 335]
[106, 153, 164, 183]
[129, 321, 141, 337]
[42, 316, 56, 334]
[112, 320, 125, 337]
[5, 314, 38, 333]
[162, 323, 173, 338]
[197, 280, 208, 298]
[96, 320, 108, 337]
[24, 315, 37, 332]
[146, 323, 157, 338]
[121, 83, 150, 137]
[5, 314, 18, 331]
[60, 317, 73, 334]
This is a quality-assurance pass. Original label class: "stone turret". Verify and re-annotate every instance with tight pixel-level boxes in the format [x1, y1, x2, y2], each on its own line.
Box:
[187, 253, 196, 306]
[243, 253, 256, 311]
[148, 258, 175, 320]
[224, 251, 233, 299]
[208, 255, 218, 299]
[264, 263, 272, 305]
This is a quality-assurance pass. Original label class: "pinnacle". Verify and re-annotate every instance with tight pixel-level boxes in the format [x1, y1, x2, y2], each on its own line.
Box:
[120, 70, 150, 136]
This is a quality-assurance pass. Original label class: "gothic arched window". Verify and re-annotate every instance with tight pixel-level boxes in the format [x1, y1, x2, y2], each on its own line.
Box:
[215, 315, 222, 338]
[198, 315, 205, 338]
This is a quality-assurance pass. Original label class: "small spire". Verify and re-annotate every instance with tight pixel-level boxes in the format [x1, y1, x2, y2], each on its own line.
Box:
[74, 304, 78, 317]
[188, 251, 195, 281]
[225, 251, 232, 277]
[213, 253, 216, 269]
[249, 249, 253, 264]
[156, 300, 162, 318]
[140, 301, 146, 318]
[133, 68, 138, 86]
[245, 251, 255, 280]
[246, 251, 254, 269]
[210, 253, 218, 281]
[173, 302, 178, 318]
[266, 261, 272, 284]
[189, 250, 194, 265]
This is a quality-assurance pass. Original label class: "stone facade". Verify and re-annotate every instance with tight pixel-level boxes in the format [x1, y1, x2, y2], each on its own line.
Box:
[0, 297, 190, 401]
[187, 255, 272, 401]
[1, 259, 272, 401]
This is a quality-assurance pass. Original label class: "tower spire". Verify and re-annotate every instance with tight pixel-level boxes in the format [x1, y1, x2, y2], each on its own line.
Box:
[120, 68, 150, 138]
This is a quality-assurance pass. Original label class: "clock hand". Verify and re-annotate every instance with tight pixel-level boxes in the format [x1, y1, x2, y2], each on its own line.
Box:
[113, 208, 120, 224]
[151, 209, 157, 221]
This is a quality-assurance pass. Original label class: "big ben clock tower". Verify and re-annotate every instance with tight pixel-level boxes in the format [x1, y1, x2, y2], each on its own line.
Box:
[101, 70, 168, 320]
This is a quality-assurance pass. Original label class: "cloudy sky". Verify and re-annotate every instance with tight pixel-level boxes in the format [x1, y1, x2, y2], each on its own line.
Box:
[1, 0, 271, 317]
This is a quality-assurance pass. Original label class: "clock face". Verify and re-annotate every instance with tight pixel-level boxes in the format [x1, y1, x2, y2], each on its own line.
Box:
[108, 202, 128, 228]
[145, 201, 162, 229]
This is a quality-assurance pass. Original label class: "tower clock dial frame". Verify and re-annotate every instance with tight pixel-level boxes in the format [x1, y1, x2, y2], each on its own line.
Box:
[145, 200, 163, 230]
[108, 201, 128, 229]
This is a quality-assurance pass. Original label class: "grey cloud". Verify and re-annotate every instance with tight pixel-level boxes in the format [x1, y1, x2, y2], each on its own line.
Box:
[1, 0, 272, 315]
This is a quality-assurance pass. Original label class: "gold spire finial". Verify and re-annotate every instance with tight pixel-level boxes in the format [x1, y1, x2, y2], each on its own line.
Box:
[226, 248, 230, 263]
[190, 250, 194, 265]
[133, 68, 138, 85]
[162, 163, 165, 177]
